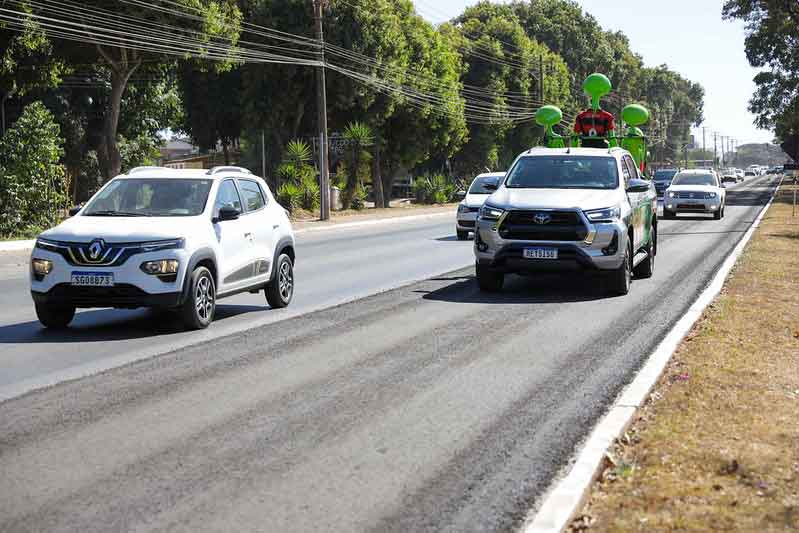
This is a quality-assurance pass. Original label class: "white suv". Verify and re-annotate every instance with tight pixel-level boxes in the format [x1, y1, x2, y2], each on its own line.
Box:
[30, 166, 296, 329]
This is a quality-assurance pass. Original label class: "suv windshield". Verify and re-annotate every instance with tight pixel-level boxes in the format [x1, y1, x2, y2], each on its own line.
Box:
[468, 176, 500, 194]
[505, 156, 618, 189]
[654, 169, 677, 181]
[83, 178, 213, 217]
[671, 173, 716, 186]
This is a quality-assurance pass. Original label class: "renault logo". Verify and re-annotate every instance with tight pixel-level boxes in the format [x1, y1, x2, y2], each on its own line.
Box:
[533, 213, 551, 225]
[88, 239, 105, 260]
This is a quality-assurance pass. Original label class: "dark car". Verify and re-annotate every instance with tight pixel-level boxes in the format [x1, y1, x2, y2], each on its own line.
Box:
[653, 168, 678, 196]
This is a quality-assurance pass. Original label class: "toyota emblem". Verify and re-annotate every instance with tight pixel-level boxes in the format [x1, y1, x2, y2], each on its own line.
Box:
[533, 213, 551, 225]
[88, 239, 105, 260]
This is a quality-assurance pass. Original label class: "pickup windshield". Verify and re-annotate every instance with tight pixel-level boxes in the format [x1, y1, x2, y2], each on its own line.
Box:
[83, 178, 213, 217]
[505, 156, 618, 189]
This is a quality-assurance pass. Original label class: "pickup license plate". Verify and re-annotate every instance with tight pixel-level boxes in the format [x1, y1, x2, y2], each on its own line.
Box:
[71, 272, 114, 287]
[523, 247, 558, 260]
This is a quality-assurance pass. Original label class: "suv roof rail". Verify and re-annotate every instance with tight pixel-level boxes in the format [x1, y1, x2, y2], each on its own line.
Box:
[127, 166, 164, 174]
[206, 166, 252, 175]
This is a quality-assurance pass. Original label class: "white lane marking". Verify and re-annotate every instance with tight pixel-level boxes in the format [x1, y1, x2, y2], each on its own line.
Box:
[521, 176, 779, 533]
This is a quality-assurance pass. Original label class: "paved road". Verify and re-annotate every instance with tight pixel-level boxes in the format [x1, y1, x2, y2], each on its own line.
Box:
[0, 213, 471, 399]
[0, 176, 778, 532]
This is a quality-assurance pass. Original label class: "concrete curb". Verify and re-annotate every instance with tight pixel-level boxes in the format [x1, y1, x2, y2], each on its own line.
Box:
[521, 177, 780, 533]
[0, 211, 453, 253]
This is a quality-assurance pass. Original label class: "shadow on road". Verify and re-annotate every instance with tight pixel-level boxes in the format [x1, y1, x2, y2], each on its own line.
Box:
[434, 235, 472, 242]
[0, 304, 267, 343]
[724, 185, 776, 207]
[421, 272, 609, 304]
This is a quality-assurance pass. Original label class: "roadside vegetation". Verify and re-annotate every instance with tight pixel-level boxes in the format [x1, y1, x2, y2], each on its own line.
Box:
[570, 183, 799, 531]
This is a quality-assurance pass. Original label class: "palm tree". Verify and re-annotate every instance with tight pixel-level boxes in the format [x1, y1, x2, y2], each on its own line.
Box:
[342, 121, 374, 208]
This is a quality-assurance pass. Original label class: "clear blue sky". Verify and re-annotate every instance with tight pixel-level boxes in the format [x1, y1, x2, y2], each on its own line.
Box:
[411, 0, 775, 147]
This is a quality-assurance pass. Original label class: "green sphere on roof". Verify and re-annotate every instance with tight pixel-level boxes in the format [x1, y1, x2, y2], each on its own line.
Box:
[583, 73, 612, 99]
[622, 104, 650, 127]
[535, 105, 563, 128]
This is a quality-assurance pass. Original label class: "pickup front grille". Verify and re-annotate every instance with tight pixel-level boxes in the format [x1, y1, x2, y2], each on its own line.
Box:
[499, 210, 588, 241]
[673, 191, 713, 199]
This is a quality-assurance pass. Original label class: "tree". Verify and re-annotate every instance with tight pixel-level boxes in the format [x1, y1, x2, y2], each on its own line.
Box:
[178, 62, 243, 164]
[341, 121, 373, 209]
[723, 1, 799, 140]
[18, 0, 242, 180]
[0, 101, 66, 237]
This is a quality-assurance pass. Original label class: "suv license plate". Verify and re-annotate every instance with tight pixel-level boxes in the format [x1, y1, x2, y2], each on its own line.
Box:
[71, 272, 114, 287]
[523, 247, 558, 260]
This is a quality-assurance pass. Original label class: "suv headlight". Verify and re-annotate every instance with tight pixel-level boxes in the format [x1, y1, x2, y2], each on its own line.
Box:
[708, 192, 717, 198]
[668, 191, 677, 198]
[584, 205, 621, 223]
[479, 204, 505, 221]
[140, 259, 180, 275]
[31, 258, 53, 275]
[457, 203, 468, 213]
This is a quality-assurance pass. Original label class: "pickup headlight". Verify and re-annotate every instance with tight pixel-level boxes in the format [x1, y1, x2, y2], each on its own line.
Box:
[479, 204, 505, 221]
[584, 205, 621, 223]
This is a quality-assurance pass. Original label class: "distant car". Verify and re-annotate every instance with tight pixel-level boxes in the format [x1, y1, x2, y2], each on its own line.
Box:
[664, 169, 726, 220]
[721, 169, 739, 185]
[735, 168, 745, 179]
[456, 172, 505, 240]
[653, 168, 678, 197]
[744, 170, 757, 177]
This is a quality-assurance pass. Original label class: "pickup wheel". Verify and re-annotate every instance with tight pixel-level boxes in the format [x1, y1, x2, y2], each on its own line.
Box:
[607, 241, 632, 295]
[476, 262, 504, 292]
[35, 303, 76, 329]
[634, 225, 656, 279]
[456, 229, 469, 241]
[265, 253, 294, 309]
[182, 266, 215, 330]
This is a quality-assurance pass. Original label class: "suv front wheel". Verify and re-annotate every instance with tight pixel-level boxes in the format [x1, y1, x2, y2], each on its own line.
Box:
[182, 266, 216, 330]
[35, 303, 76, 329]
[265, 253, 294, 308]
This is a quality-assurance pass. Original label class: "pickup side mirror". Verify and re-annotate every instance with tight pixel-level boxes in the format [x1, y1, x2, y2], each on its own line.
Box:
[214, 206, 240, 222]
[626, 178, 651, 193]
[68, 206, 82, 217]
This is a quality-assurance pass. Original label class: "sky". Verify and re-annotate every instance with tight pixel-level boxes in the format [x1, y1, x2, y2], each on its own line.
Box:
[411, 0, 776, 147]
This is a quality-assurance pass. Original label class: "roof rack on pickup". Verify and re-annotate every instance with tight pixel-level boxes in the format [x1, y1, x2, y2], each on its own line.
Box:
[207, 166, 252, 175]
[127, 166, 164, 174]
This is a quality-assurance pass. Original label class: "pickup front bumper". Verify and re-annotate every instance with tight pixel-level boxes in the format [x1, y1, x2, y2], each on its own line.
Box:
[474, 208, 629, 273]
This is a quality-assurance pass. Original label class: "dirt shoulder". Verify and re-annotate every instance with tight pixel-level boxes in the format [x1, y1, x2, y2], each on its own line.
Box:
[571, 182, 799, 532]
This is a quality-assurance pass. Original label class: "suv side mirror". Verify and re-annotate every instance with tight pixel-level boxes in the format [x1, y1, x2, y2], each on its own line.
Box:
[68, 205, 82, 216]
[626, 178, 651, 193]
[214, 206, 240, 222]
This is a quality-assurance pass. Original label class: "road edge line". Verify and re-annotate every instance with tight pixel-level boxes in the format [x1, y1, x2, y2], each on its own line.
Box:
[521, 177, 780, 533]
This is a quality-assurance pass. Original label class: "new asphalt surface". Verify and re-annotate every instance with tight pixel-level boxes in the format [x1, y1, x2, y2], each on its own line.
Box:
[0, 176, 779, 532]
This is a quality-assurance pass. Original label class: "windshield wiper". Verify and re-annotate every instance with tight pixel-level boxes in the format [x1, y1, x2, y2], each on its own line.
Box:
[84, 210, 149, 217]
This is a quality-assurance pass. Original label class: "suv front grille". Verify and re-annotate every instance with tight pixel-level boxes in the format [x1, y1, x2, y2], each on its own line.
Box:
[499, 210, 588, 241]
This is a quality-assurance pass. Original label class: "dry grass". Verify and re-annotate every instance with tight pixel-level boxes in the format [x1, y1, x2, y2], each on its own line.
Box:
[571, 184, 799, 532]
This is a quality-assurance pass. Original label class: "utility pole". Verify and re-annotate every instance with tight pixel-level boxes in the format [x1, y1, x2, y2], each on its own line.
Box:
[702, 127, 707, 167]
[313, 0, 330, 220]
[713, 132, 718, 168]
[538, 53, 545, 102]
[261, 129, 267, 182]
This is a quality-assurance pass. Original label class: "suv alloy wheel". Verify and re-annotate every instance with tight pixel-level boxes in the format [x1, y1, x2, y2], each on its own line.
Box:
[265, 253, 294, 308]
[182, 266, 216, 329]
